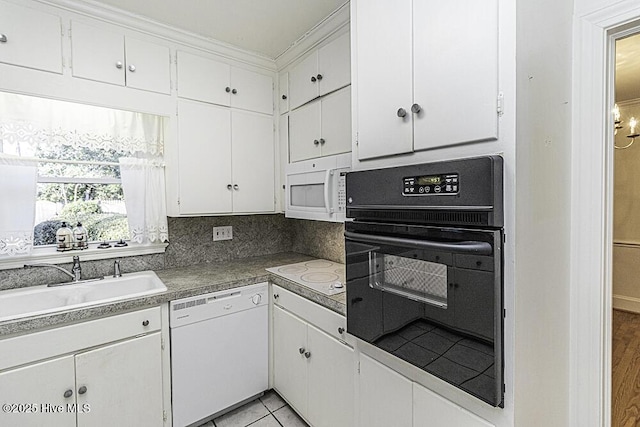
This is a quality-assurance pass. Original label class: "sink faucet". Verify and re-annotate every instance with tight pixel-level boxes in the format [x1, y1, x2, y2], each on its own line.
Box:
[24, 256, 82, 286]
[113, 259, 122, 278]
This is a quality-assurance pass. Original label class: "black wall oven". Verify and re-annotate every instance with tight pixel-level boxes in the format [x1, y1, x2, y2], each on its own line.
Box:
[345, 156, 504, 407]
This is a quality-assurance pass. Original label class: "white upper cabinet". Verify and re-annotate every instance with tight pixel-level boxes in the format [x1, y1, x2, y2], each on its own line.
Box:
[354, 0, 498, 160]
[279, 72, 289, 114]
[71, 20, 170, 94]
[177, 50, 273, 115]
[0, 0, 63, 74]
[288, 31, 351, 110]
[289, 86, 351, 163]
[176, 99, 274, 215]
[412, 0, 498, 152]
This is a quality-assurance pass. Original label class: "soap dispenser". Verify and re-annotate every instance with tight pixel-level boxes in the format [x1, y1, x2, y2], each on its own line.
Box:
[73, 222, 88, 250]
[56, 222, 73, 251]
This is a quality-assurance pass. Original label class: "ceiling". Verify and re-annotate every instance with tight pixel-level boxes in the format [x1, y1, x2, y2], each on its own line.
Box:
[616, 33, 640, 102]
[90, 0, 347, 59]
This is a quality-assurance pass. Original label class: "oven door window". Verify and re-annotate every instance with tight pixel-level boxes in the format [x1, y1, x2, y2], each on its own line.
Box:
[371, 252, 448, 308]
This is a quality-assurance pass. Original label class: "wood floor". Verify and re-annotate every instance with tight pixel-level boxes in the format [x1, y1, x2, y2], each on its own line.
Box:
[612, 309, 640, 426]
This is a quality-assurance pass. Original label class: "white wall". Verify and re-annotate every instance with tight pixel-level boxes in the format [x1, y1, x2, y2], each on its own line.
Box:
[514, 0, 573, 425]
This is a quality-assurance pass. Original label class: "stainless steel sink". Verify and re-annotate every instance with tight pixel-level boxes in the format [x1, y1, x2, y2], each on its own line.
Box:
[0, 271, 167, 322]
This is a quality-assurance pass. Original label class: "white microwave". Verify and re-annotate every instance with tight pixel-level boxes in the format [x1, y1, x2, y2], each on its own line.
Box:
[285, 153, 350, 222]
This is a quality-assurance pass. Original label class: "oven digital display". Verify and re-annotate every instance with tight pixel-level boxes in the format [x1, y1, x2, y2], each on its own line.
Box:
[417, 176, 442, 185]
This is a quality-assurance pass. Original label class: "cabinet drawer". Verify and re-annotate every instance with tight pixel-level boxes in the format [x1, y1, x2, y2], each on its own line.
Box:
[272, 284, 346, 342]
[0, 306, 161, 370]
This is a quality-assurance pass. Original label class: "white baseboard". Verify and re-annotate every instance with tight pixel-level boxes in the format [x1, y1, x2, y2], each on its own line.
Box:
[613, 294, 640, 313]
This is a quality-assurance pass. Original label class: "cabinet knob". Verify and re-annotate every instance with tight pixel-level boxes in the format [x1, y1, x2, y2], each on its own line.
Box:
[319, 138, 325, 145]
[310, 76, 317, 83]
[314, 139, 320, 145]
[142, 320, 149, 327]
[411, 103, 422, 114]
[227, 184, 233, 190]
[338, 327, 345, 334]
[128, 64, 136, 72]
[233, 184, 239, 190]
[299, 347, 305, 354]
[78, 386, 87, 395]
[274, 293, 279, 299]
[63, 389, 73, 398]
[232, 88, 237, 94]
[115, 61, 123, 69]
[316, 74, 323, 81]
[225, 87, 231, 93]
[282, 94, 287, 100]
[304, 351, 311, 359]
[0, 34, 7, 43]
[397, 108, 407, 118]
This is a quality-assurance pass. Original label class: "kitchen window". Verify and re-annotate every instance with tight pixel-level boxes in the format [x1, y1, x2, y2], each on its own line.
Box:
[0, 92, 168, 260]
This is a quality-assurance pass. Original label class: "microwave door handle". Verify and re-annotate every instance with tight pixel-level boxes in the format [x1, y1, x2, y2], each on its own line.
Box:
[323, 169, 334, 214]
[344, 231, 492, 256]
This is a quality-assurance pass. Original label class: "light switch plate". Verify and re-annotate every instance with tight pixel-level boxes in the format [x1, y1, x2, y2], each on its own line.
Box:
[213, 226, 233, 241]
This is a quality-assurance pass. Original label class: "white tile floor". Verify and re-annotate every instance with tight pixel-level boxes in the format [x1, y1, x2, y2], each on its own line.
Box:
[198, 390, 309, 427]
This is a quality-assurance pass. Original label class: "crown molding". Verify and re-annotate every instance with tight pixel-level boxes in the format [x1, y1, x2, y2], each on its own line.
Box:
[275, 1, 350, 71]
[34, 0, 277, 71]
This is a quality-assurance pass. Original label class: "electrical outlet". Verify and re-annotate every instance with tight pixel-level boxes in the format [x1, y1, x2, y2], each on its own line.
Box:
[213, 226, 233, 241]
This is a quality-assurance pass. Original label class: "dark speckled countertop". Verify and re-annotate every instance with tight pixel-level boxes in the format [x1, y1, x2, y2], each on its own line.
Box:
[0, 252, 346, 337]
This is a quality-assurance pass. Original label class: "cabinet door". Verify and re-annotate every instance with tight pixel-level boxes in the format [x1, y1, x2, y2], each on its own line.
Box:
[289, 100, 321, 162]
[279, 72, 289, 114]
[318, 31, 351, 97]
[177, 99, 232, 214]
[354, 0, 413, 160]
[0, 356, 75, 427]
[75, 333, 164, 427]
[320, 86, 351, 157]
[71, 20, 125, 86]
[412, 0, 498, 151]
[359, 354, 412, 427]
[307, 324, 355, 427]
[177, 51, 231, 106]
[0, 0, 62, 73]
[231, 110, 275, 213]
[125, 37, 170, 94]
[279, 114, 288, 211]
[289, 51, 319, 110]
[273, 306, 309, 417]
[413, 383, 494, 427]
[231, 67, 273, 114]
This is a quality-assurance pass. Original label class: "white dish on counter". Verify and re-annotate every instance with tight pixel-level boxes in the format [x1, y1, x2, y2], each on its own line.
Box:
[0, 271, 167, 322]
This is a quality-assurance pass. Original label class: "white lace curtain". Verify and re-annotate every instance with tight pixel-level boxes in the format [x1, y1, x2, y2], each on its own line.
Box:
[0, 155, 38, 256]
[119, 158, 168, 244]
[0, 92, 168, 252]
[0, 92, 164, 157]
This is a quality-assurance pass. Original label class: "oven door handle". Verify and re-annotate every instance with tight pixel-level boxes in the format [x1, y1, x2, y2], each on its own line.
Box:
[344, 231, 492, 255]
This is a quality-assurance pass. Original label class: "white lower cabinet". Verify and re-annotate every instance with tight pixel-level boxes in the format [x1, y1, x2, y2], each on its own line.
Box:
[413, 383, 494, 427]
[0, 307, 168, 427]
[272, 292, 354, 427]
[358, 354, 412, 427]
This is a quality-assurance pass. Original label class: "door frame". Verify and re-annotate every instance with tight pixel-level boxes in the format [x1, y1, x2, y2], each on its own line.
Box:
[571, 2, 640, 426]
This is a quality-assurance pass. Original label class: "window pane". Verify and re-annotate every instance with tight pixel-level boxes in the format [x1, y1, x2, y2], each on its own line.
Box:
[34, 183, 129, 246]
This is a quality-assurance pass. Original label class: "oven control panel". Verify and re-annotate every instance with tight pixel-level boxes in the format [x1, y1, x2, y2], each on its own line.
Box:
[403, 173, 459, 195]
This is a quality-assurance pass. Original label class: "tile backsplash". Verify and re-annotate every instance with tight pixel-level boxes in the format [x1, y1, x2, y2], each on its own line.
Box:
[0, 215, 344, 291]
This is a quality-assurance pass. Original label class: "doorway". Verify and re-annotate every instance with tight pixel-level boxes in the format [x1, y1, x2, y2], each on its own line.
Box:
[611, 30, 640, 426]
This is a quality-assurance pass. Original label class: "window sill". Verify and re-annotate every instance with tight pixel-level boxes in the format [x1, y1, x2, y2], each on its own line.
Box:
[0, 242, 168, 270]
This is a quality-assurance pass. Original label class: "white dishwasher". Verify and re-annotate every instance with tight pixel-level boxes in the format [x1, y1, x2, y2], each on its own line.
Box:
[170, 282, 269, 427]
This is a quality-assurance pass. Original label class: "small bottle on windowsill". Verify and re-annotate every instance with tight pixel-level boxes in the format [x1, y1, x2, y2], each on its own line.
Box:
[56, 222, 73, 252]
[73, 222, 88, 250]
